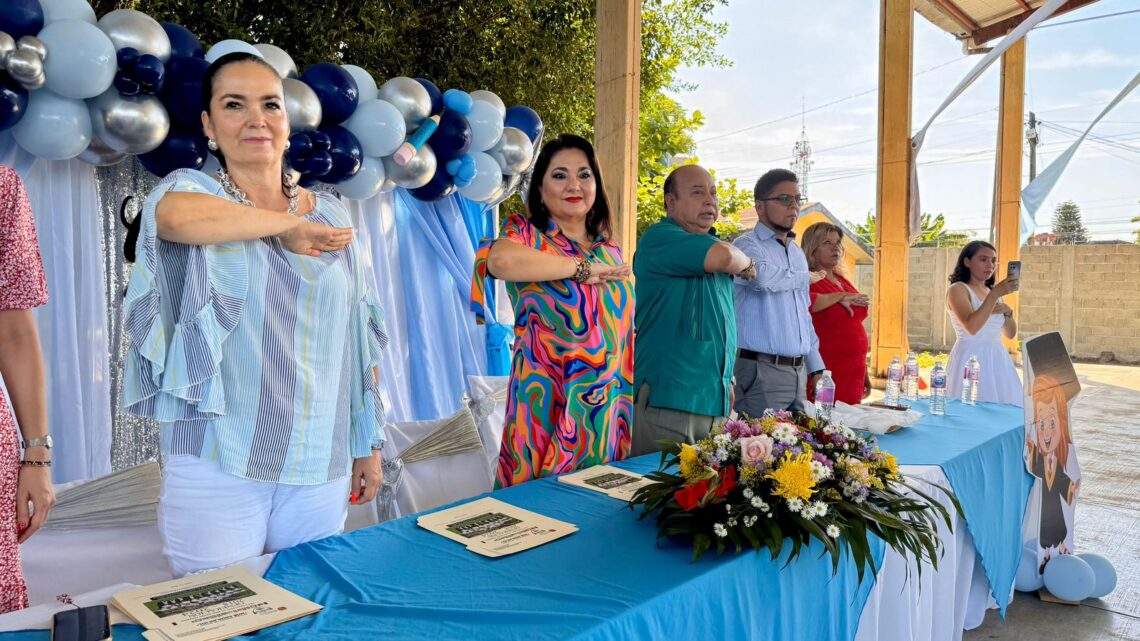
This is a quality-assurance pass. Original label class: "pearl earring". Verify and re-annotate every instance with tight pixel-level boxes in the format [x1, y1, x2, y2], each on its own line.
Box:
[207, 139, 218, 151]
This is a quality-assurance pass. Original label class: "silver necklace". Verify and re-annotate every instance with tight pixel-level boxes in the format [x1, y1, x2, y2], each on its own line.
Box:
[217, 167, 300, 216]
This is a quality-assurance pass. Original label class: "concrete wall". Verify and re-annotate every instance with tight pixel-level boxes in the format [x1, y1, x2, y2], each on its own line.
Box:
[855, 244, 1140, 363]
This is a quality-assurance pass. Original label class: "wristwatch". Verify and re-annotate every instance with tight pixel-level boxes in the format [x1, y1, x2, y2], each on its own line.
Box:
[22, 435, 53, 449]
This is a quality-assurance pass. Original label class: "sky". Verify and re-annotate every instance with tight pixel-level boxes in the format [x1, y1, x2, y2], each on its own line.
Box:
[671, 0, 1140, 241]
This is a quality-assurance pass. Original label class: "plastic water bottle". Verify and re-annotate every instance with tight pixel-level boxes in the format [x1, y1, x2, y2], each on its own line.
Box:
[904, 352, 920, 401]
[815, 370, 836, 420]
[961, 355, 980, 405]
[885, 356, 903, 406]
[930, 362, 947, 415]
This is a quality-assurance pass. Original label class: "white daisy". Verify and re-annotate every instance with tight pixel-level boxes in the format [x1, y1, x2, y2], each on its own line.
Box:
[812, 501, 828, 517]
[751, 496, 768, 510]
[810, 461, 832, 481]
[826, 524, 841, 538]
[786, 497, 804, 513]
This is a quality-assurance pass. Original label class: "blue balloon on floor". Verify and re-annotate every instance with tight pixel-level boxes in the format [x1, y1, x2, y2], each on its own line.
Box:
[161, 22, 203, 60]
[1076, 553, 1116, 598]
[300, 63, 359, 126]
[1014, 544, 1044, 592]
[1, 0, 45, 39]
[0, 75, 29, 132]
[1042, 555, 1095, 602]
[504, 105, 542, 143]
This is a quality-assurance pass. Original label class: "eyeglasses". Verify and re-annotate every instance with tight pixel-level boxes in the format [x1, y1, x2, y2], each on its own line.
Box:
[759, 194, 806, 207]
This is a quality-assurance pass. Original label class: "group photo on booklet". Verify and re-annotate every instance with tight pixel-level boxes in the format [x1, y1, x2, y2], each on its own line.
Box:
[1, 1, 1134, 640]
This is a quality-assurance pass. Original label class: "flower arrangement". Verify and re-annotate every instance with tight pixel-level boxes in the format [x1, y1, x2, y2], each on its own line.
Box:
[629, 410, 960, 580]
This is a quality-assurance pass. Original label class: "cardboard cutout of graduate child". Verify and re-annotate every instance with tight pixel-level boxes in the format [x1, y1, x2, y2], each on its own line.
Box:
[1022, 332, 1081, 576]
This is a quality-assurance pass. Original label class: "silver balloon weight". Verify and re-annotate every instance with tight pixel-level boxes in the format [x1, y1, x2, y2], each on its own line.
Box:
[488, 127, 534, 176]
[77, 134, 129, 166]
[283, 78, 322, 131]
[89, 89, 171, 154]
[97, 9, 172, 61]
[382, 144, 436, 189]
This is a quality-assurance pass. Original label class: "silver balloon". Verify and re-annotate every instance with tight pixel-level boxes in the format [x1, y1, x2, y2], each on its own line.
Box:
[382, 144, 436, 189]
[97, 9, 172, 61]
[483, 173, 524, 209]
[377, 76, 431, 129]
[89, 89, 171, 154]
[254, 43, 297, 79]
[77, 134, 128, 166]
[283, 78, 322, 131]
[16, 36, 47, 61]
[488, 127, 534, 176]
[6, 49, 45, 90]
[0, 32, 15, 65]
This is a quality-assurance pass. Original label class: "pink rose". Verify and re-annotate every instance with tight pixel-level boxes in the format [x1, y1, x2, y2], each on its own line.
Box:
[740, 435, 775, 465]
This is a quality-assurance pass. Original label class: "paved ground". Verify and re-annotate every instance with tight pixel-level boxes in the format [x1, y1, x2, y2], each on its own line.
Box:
[962, 363, 1140, 641]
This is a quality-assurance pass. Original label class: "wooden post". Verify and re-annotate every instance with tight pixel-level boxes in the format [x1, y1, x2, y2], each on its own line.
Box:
[595, 0, 641, 257]
[994, 38, 1026, 352]
[871, 0, 914, 376]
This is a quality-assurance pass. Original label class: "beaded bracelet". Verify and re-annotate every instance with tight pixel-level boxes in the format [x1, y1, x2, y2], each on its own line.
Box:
[20, 460, 52, 467]
[572, 257, 592, 284]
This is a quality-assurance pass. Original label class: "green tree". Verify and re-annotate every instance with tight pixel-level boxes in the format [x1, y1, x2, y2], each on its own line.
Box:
[846, 211, 969, 248]
[1051, 200, 1089, 245]
[110, 0, 732, 225]
[635, 156, 750, 238]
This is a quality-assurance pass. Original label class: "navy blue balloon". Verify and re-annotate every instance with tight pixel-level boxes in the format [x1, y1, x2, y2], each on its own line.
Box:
[115, 74, 141, 97]
[0, 0, 44, 40]
[288, 132, 313, 158]
[117, 48, 141, 72]
[138, 128, 208, 177]
[134, 55, 165, 91]
[160, 56, 210, 128]
[310, 131, 332, 152]
[416, 78, 444, 116]
[306, 151, 334, 177]
[0, 75, 29, 132]
[322, 125, 363, 184]
[161, 22, 204, 60]
[408, 165, 457, 202]
[504, 106, 543, 143]
[429, 109, 472, 162]
[300, 63, 358, 126]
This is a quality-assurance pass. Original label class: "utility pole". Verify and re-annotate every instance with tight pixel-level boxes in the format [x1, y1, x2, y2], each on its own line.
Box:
[1026, 111, 1039, 180]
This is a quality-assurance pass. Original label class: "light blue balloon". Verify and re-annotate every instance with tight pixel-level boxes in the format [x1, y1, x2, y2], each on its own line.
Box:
[337, 156, 386, 200]
[341, 65, 378, 102]
[470, 89, 505, 120]
[1076, 553, 1117, 598]
[342, 99, 405, 158]
[12, 90, 92, 159]
[40, 0, 97, 24]
[1043, 555, 1095, 602]
[1014, 544, 1044, 592]
[458, 151, 502, 203]
[466, 99, 503, 152]
[39, 19, 116, 99]
[205, 39, 262, 64]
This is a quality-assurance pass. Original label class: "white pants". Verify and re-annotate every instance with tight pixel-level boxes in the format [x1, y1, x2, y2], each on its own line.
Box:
[158, 456, 350, 577]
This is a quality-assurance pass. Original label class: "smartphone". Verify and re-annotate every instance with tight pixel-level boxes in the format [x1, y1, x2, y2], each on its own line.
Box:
[1007, 260, 1021, 290]
[51, 605, 111, 641]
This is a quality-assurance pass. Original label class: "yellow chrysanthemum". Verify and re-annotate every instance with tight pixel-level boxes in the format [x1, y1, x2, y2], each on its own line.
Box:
[876, 451, 900, 479]
[765, 452, 817, 501]
[679, 444, 702, 479]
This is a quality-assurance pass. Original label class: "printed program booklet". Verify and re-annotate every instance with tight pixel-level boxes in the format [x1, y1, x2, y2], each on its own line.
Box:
[557, 465, 653, 501]
[417, 496, 577, 557]
[111, 567, 320, 641]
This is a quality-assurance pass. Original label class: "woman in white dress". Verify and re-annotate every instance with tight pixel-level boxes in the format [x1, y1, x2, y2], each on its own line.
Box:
[946, 241, 1023, 406]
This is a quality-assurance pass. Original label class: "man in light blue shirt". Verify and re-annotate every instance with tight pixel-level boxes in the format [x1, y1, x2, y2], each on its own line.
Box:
[732, 169, 825, 415]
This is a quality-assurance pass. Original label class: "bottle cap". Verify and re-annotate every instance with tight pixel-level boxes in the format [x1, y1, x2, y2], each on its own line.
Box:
[822, 370, 831, 377]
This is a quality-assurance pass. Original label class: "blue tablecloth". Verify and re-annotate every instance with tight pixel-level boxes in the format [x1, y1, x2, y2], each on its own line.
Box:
[875, 398, 1033, 616]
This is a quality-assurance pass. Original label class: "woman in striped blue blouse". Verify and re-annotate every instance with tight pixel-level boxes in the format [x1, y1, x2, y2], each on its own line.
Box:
[122, 52, 389, 577]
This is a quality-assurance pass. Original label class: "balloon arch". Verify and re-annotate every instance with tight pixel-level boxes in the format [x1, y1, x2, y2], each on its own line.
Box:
[0, 0, 543, 205]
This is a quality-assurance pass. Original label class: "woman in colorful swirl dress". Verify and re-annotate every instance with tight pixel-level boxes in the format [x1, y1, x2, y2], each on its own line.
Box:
[472, 134, 633, 488]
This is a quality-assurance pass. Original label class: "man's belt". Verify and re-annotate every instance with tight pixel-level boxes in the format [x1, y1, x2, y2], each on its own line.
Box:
[737, 349, 805, 367]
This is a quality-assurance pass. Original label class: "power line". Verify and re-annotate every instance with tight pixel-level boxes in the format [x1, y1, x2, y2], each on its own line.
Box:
[1036, 8, 1140, 29]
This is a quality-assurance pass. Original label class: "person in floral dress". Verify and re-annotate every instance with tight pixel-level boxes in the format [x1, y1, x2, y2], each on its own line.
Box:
[0, 164, 56, 612]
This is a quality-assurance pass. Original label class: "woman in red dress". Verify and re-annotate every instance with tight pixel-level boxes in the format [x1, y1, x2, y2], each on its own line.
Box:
[801, 222, 870, 405]
[0, 165, 56, 612]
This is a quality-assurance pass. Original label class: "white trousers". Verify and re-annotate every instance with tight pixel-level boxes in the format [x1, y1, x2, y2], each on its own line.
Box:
[158, 455, 350, 577]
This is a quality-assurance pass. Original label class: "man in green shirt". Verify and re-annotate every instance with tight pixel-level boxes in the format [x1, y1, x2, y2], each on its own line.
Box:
[631, 164, 757, 456]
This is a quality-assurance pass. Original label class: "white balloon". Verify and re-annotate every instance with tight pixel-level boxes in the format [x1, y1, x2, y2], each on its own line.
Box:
[466, 100, 504, 152]
[469, 90, 506, 120]
[206, 39, 262, 64]
[341, 65, 378, 102]
[40, 0, 97, 25]
[337, 157, 386, 200]
[458, 151, 502, 203]
[342, 99, 406, 158]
